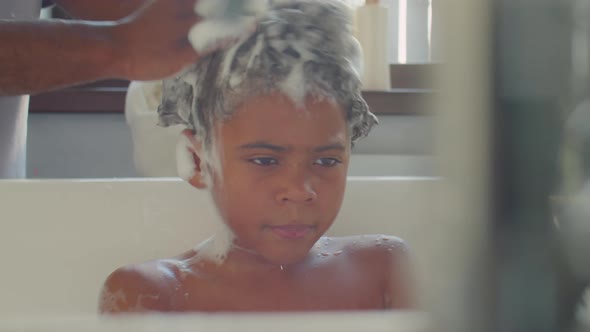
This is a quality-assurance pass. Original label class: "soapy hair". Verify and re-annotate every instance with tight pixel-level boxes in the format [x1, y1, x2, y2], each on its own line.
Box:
[158, 0, 378, 147]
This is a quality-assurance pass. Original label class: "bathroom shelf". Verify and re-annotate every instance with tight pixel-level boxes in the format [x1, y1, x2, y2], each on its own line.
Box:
[29, 85, 435, 115]
[29, 64, 439, 115]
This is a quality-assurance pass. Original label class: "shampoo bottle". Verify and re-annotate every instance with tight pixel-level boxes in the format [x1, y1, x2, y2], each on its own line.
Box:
[355, 0, 391, 90]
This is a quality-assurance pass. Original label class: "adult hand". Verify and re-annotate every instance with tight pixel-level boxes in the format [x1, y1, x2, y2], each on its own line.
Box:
[113, 0, 202, 81]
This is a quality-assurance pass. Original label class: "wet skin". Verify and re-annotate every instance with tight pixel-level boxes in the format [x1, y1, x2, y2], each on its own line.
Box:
[100, 235, 413, 313]
[99, 93, 414, 313]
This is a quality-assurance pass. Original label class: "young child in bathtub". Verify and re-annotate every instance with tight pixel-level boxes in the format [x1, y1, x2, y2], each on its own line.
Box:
[99, 0, 414, 313]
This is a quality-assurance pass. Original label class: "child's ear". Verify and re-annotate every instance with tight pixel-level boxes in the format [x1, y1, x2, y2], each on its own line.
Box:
[176, 129, 208, 189]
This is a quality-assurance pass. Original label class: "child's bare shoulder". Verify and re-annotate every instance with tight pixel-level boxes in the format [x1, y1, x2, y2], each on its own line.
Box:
[319, 234, 409, 277]
[327, 235, 410, 280]
[328, 235, 414, 308]
[331, 234, 409, 258]
[99, 258, 185, 313]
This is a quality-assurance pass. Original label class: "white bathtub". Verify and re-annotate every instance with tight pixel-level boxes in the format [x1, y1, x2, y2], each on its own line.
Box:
[0, 312, 428, 332]
[0, 177, 437, 330]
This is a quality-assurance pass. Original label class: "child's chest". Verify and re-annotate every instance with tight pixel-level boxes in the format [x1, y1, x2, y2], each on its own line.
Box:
[172, 258, 385, 312]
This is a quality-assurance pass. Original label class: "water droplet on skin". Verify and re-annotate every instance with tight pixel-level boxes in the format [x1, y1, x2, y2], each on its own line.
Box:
[280, 265, 284, 271]
[184, 292, 189, 299]
[321, 252, 330, 257]
[333, 250, 343, 256]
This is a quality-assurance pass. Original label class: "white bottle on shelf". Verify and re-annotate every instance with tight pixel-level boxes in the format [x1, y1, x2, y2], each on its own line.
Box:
[354, 0, 391, 91]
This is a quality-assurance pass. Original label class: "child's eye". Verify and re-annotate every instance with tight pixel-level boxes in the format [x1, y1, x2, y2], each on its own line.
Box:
[314, 158, 342, 167]
[249, 157, 278, 166]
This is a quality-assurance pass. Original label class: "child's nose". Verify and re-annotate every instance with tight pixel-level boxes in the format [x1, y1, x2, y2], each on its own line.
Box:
[276, 168, 318, 204]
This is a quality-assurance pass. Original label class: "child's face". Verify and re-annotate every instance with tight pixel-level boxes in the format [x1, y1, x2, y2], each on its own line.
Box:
[207, 92, 350, 265]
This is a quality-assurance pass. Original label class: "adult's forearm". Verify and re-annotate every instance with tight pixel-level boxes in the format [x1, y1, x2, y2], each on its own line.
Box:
[0, 19, 124, 96]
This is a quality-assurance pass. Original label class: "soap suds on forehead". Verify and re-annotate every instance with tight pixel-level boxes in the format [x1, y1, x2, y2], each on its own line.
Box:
[159, 0, 378, 146]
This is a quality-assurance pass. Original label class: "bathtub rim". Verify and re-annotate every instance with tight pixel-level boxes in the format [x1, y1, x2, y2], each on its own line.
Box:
[0, 310, 430, 332]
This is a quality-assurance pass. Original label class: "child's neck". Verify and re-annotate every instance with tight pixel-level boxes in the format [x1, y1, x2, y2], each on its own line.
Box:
[228, 244, 285, 271]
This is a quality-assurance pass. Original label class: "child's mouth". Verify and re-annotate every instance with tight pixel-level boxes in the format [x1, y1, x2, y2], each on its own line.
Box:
[268, 224, 314, 239]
